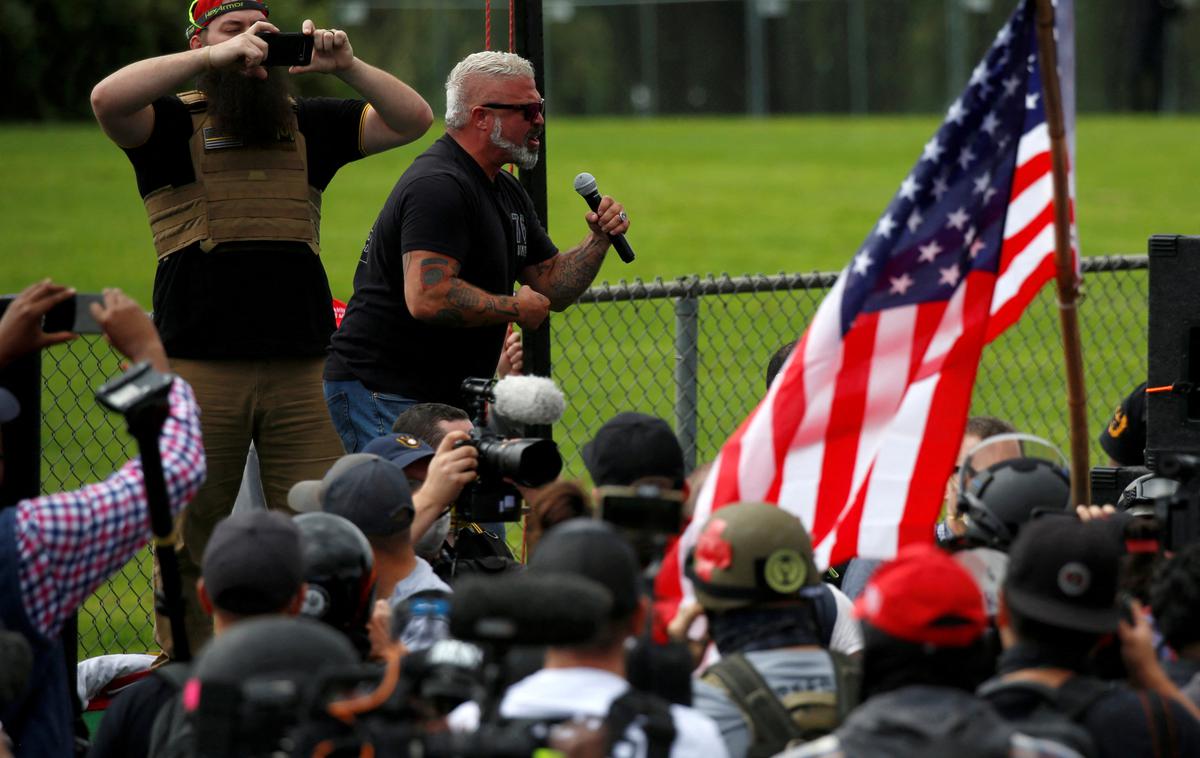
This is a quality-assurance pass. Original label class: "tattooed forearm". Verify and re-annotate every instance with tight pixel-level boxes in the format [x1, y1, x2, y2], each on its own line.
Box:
[487, 298, 520, 318]
[447, 281, 484, 311]
[538, 237, 609, 308]
[406, 251, 522, 327]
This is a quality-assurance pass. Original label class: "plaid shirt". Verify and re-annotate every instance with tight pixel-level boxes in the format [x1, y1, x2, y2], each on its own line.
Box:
[14, 378, 205, 639]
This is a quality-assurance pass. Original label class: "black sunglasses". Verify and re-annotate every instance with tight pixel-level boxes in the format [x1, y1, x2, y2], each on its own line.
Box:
[481, 99, 545, 122]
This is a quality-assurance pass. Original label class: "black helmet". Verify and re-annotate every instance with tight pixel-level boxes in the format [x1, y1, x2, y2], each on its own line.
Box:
[188, 616, 359, 757]
[294, 512, 377, 646]
[957, 434, 1071, 551]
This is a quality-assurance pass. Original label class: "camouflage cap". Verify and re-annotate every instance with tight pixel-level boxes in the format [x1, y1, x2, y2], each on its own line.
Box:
[687, 502, 820, 612]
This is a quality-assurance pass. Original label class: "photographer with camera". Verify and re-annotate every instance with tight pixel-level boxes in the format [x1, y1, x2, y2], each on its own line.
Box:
[582, 413, 690, 642]
[979, 518, 1200, 758]
[364, 425, 520, 583]
[0, 282, 205, 756]
[90, 0, 434, 660]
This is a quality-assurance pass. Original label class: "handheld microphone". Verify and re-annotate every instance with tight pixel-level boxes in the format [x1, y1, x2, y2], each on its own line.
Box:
[573, 172, 636, 263]
[491, 375, 565, 426]
[450, 573, 612, 646]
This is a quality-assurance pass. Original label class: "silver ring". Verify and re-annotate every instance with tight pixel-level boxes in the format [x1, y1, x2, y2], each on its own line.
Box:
[618, 211, 628, 222]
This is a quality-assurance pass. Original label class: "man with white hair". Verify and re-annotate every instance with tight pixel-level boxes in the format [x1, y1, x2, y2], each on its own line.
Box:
[324, 51, 631, 450]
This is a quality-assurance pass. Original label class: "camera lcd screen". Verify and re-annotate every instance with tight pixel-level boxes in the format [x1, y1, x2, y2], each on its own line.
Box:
[599, 489, 683, 535]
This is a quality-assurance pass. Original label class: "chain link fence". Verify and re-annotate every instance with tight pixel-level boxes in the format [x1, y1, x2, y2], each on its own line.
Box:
[551, 255, 1148, 481]
[37, 256, 1145, 659]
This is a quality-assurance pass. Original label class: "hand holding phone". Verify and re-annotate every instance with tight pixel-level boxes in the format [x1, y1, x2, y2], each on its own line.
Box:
[42, 294, 104, 335]
[255, 32, 314, 67]
[0, 280, 79, 368]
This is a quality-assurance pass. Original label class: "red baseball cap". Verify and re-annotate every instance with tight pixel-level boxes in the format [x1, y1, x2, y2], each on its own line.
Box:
[186, 0, 269, 39]
[854, 543, 987, 648]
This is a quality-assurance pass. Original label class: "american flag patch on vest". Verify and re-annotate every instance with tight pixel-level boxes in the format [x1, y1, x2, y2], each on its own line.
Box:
[203, 127, 243, 150]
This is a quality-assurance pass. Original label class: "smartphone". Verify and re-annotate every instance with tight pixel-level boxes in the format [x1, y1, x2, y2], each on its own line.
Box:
[257, 32, 314, 67]
[42, 294, 104, 334]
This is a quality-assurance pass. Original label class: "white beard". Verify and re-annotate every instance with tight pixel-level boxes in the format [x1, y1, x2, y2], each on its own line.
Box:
[490, 119, 539, 170]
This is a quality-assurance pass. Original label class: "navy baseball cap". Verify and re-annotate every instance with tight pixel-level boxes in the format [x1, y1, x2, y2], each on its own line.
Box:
[362, 433, 436, 471]
[287, 454, 415, 538]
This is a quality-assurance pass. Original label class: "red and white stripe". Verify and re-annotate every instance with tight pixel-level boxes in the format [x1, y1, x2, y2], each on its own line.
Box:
[678, 121, 1075, 584]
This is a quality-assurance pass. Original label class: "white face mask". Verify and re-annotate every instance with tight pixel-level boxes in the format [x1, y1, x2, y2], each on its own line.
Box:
[415, 511, 452, 559]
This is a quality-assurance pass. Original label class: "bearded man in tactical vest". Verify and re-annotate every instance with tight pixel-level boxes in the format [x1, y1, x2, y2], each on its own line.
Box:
[90, 0, 434, 659]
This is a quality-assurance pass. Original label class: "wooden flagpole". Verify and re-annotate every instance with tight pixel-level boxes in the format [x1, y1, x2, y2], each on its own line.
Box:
[1034, 0, 1089, 506]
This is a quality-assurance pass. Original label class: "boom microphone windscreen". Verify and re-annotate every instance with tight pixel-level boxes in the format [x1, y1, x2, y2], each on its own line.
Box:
[492, 375, 565, 426]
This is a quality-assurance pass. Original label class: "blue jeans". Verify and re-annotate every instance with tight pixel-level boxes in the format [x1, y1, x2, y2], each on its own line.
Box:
[324, 379, 418, 453]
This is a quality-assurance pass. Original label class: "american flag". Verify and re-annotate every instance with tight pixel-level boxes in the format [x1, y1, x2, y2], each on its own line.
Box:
[683, 0, 1077, 571]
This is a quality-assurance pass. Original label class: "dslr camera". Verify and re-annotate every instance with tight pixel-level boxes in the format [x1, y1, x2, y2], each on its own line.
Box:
[454, 377, 562, 523]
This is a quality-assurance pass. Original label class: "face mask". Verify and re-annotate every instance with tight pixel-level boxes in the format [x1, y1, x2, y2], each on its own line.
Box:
[415, 511, 451, 558]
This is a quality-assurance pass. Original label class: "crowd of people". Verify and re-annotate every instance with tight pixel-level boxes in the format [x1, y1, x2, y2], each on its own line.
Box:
[1, 1, 1198, 756]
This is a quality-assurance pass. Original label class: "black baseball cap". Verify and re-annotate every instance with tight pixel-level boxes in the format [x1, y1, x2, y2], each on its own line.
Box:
[528, 520, 641, 619]
[1004, 517, 1123, 634]
[1099, 382, 1146, 466]
[581, 412, 685, 488]
[362, 433, 436, 471]
[201, 510, 304, 615]
[287, 453, 415, 538]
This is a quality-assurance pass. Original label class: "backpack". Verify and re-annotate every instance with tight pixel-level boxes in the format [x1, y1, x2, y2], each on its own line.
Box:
[832, 687, 1017, 758]
[977, 675, 1119, 758]
[700, 649, 861, 758]
[433, 524, 522, 583]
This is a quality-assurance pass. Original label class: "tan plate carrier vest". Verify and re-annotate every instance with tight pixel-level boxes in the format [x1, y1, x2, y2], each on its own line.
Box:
[143, 90, 322, 259]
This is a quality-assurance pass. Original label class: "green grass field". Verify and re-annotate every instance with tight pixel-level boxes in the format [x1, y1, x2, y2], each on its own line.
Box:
[3, 116, 1195, 299]
[2, 116, 1192, 658]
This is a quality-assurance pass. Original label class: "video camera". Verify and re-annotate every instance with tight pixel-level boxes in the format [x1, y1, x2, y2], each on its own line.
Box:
[597, 485, 683, 570]
[208, 574, 612, 757]
[453, 377, 563, 523]
[1089, 234, 1200, 550]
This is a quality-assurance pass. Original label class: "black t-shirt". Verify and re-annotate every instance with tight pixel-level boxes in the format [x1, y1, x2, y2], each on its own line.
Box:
[326, 134, 557, 403]
[122, 95, 368, 359]
[85, 673, 175, 758]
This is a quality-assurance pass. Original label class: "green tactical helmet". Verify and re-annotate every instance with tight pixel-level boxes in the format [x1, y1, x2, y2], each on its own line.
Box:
[687, 502, 821, 612]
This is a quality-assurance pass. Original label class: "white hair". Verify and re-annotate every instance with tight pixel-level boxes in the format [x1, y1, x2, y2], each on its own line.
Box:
[444, 51, 535, 129]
